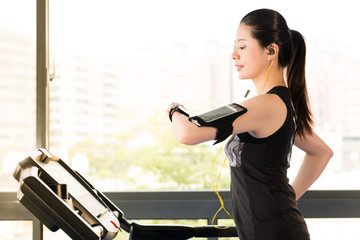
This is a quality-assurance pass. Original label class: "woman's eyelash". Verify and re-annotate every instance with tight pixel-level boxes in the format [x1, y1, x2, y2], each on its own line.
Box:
[233, 45, 246, 50]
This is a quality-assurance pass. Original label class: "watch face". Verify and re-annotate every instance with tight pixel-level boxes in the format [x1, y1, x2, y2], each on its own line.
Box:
[169, 105, 189, 121]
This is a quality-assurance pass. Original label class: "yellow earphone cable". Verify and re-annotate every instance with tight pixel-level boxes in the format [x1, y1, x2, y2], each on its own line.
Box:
[244, 59, 274, 98]
[258, 59, 274, 94]
[211, 140, 234, 229]
[211, 59, 275, 228]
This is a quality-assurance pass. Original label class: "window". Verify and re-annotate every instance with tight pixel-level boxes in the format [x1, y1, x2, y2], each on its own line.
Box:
[0, 221, 33, 240]
[0, 0, 36, 191]
[49, 0, 360, 192]
[0, 1, 36, 239]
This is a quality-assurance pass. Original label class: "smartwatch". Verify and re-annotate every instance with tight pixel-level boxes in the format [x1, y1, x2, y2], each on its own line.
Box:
[169, 105, 190, 122]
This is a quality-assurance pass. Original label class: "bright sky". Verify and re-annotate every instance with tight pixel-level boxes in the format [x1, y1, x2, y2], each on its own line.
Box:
[1, 0, 359, 59]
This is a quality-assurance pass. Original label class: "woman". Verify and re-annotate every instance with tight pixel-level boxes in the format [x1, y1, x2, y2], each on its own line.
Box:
[167, 9, 333, 240]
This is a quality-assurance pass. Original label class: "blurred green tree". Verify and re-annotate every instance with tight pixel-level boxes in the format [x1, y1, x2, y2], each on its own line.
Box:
[68, 113, 230, 191]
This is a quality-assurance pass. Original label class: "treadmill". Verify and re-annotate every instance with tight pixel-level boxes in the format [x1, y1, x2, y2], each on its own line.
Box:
[13, 149, 238, 240]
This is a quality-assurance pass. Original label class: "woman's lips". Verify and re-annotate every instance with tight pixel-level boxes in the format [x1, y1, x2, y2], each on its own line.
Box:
[235, 65, 244, 71]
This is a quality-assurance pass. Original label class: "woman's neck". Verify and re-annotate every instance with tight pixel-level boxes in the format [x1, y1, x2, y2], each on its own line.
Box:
[253, 66, 286, 95]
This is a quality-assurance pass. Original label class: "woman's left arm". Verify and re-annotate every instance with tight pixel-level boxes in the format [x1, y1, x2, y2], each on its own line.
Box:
[292, 132, 333, 200]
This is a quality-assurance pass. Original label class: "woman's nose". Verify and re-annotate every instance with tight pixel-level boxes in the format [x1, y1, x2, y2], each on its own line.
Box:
[231, 49, 238, 60]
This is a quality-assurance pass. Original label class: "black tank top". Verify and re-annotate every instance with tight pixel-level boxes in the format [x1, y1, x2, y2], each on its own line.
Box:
[225, 86, 310, 240]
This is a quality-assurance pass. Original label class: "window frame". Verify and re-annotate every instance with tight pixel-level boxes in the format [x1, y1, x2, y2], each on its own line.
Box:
[36, 0, 49, 150]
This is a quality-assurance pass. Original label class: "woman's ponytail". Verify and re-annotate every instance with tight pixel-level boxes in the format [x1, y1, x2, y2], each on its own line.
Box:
[286, 30, 313, 138]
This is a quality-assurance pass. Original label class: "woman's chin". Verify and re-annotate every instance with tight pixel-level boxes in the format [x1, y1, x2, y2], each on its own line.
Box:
[238, 74, 250, 80]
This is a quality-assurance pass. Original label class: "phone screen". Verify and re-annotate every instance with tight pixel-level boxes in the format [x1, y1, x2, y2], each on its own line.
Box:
[197, 104, 244, 123]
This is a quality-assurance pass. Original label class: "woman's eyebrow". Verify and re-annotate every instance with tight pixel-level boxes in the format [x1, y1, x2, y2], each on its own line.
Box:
[234, 39, 246, 43]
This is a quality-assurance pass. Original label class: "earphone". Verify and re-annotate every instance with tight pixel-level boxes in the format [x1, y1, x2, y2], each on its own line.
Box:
[268, 46, 275, 55]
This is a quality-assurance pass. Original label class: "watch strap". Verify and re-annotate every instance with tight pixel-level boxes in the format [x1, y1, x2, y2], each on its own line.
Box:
[169, 105, 189, 122]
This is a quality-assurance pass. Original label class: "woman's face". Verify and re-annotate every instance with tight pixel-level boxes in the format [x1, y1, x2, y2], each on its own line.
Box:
[231, 23, 269, 80]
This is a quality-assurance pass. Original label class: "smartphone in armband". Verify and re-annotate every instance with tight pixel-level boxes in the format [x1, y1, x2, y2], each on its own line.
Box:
[189, 103, 247, 127]
[189, 103, 247, 144]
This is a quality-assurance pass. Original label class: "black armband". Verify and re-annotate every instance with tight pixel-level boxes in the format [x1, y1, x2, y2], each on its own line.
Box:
[189, 103, 247, 144]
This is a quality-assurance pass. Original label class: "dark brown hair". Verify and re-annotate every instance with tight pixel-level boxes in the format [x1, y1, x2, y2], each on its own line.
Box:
[241, 8, 313, 137]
